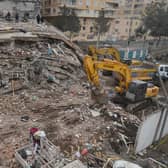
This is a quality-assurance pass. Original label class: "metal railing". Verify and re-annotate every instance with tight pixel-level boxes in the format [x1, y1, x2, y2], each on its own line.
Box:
[15, 137, 64, 168]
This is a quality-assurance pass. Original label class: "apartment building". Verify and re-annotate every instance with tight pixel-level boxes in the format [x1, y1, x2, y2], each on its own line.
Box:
[41, 0, 153, 40]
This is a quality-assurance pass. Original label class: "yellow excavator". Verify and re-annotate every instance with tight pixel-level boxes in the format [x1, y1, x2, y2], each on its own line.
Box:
[88, 45, 121, 61]
[88, 45, 143, 65]
[88, 46, 157, 81]
[84, 55, 159, 105]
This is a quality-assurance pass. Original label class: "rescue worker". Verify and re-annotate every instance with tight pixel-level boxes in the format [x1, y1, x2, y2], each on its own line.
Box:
[29, 127, 46, 155]
[5, 11, 11, 21]
[36, 14, 40, 24]
[15, 12, 19, 22]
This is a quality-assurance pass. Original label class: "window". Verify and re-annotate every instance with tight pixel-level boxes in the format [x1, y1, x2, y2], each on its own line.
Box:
[160, 67, 163, 71]
[82, 26, 86, 30]
[125, 29, 128, 32]
[53, 8, 56, 13]
[115, 29, 118, 32]
[115, 20, 120, 24]
[90, 27, 93, 33]
[45, 0, 51, 6]
[45, 8, 51, 14]
[165, 67, 168, 72]
[83, 18, 86, 24]
[78, 0, 83, 5]
[70, 0, 77, 5]
[94, 0, 97, 7]
[86, 0, 90, 7]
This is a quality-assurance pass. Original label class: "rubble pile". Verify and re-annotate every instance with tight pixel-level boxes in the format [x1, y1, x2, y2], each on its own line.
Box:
[0, 40, 83, 95]
[0, 21, 167, 168]
[43, 101, 140, 154]
[0, 81, 142, 167]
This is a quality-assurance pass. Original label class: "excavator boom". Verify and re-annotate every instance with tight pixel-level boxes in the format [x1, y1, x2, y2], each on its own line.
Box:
[84, 55, 159, 104]
[88, 46, 121, 61]
[84, 55, 132, 93]
[88, 46, 157, 81]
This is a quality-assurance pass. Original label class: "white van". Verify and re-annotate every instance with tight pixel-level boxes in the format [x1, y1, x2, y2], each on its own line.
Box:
[158, 64, 168, 79]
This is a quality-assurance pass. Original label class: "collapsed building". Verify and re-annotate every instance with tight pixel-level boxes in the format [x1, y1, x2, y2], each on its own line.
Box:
[0, 19, 167, 168]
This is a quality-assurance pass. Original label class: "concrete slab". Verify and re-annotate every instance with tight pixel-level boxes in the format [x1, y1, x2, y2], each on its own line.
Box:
[63, 160, 87, 168]
[135, 108, 168, 153]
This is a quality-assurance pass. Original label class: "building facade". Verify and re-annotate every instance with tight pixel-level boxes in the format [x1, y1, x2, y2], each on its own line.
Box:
[0, 0, 40, 18]
[41, 0, 154, 40]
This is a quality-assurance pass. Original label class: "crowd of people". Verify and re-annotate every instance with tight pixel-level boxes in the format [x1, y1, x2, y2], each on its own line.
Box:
[4, 11, 44, 24]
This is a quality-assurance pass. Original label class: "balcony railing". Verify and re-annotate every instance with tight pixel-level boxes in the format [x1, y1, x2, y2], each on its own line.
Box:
[105, 0, 119, 3]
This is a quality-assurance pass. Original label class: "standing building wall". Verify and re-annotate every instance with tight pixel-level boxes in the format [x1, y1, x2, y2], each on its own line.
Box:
[0, 0, 40, 18]
[41, 0, 159, 41]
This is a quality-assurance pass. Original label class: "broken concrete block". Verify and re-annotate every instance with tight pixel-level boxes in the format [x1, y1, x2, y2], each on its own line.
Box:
[90, 109, 101, 117]
[63, 160, 87, 168]
[113, 160, 142, 168]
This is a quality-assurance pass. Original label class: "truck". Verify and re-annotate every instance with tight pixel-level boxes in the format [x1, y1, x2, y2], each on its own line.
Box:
[158, 64, 168, 80]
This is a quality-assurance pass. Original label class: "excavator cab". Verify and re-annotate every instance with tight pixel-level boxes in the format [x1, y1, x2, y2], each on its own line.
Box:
[126, 80, 147, 102]
[126, 80, 159, 102]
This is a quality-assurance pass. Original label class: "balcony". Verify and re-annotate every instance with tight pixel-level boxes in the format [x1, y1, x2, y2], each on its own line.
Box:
[44, 0, 51, 8]
[133, 9, 143, 15]
[105, 12, 118, 18]
[104, 7, 119, 11]
[64, 0, 77, 6]
[105, 2, 119, 10]
[43, 8, 51, 16]
[125, 0, 144, 4]
[70, 9, 116, 18]
[134, 4, 144, 9]
[125, 4, 132, 8]
[124, 10, 132, 15]
[43, 0, 80, 9]
[134, 0, 144, 4]
[105, 0, 119, 3]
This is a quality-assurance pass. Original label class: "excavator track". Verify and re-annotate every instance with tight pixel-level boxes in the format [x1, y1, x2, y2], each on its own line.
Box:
[125, 99, 157, 113]
[112, 96, 158, 114]
[84, 54, 160, 115]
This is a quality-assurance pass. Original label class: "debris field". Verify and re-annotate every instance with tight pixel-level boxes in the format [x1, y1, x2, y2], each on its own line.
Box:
[0, 21, 167, 168]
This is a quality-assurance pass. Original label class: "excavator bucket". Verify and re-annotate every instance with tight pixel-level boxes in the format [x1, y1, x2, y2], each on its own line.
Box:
[90, 86, 108, 104]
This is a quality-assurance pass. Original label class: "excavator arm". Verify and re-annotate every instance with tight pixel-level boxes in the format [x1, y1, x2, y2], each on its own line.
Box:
[88, 45, 143, 66]
[84, 55, 132, 93]
[88, 46, 121, 61]
[84, 55, 159, 99]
